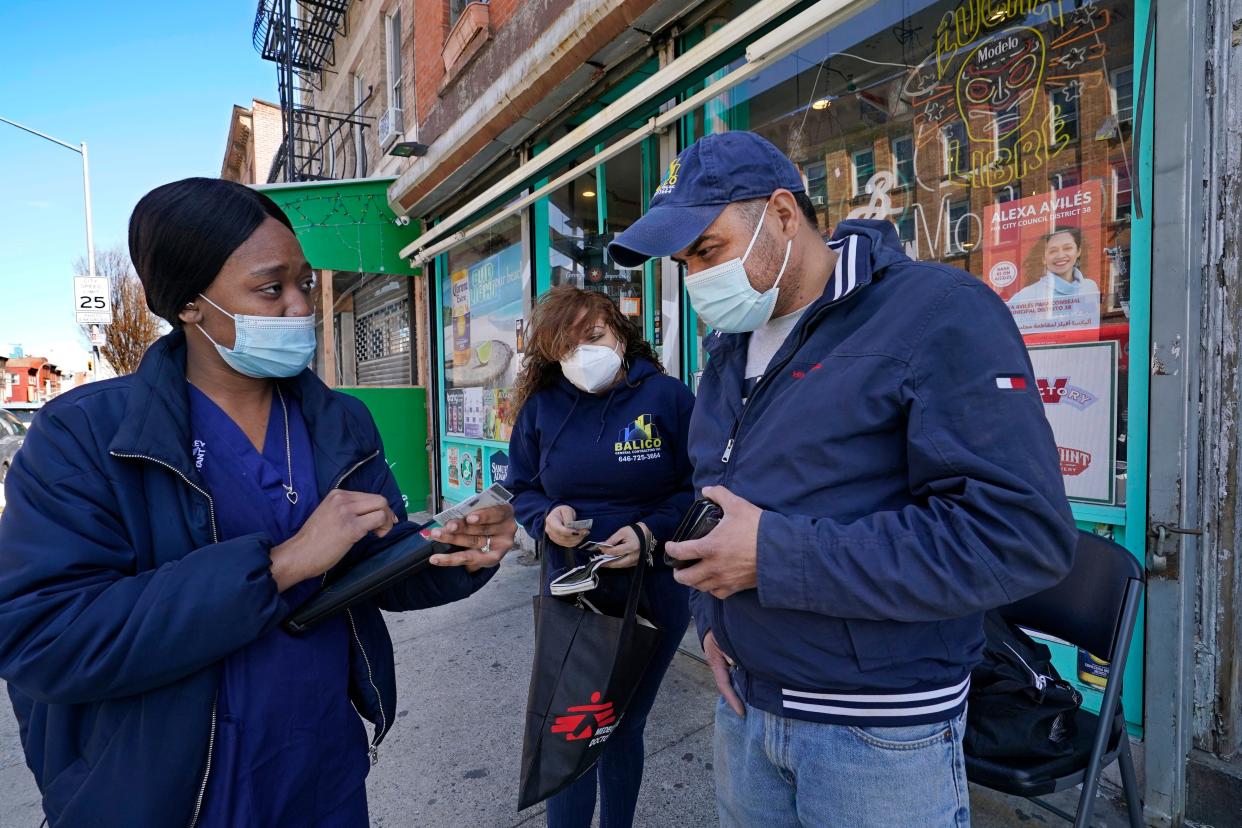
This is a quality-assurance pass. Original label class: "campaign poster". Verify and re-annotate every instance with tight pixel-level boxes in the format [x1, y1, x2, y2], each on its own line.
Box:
[983, 181, 1105, 340]
[1029, 341, 1118, 504]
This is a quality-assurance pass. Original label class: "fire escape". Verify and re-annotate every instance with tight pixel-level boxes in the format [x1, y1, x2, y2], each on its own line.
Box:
[253, 0, 372, 183]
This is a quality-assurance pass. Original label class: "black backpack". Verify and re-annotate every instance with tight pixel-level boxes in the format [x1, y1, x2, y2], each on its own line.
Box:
[964, 610, 1083, 760]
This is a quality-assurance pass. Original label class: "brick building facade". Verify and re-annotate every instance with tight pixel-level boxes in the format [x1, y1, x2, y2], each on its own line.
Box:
[292, 0, 415, 182]
[221, 98, 283, 184]
[3, 358, 62, 405]
[269, 0, 668, 208]
[392, 0, 670, 214]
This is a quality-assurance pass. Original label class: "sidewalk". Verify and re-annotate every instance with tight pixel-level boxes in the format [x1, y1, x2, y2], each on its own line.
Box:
[0, 558, 719, 828]
[1, 558, 1135, 827]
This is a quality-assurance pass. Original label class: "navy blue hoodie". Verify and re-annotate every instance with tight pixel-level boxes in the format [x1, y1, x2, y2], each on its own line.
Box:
[688, 219, 1077, 726]
[505, 357, 695, 573]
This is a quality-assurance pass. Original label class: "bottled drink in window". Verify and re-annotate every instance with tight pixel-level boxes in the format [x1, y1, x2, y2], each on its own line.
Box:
[451, 269, 471, 367]
[515, 318, 526, 353]
[475, 445, 484, 493]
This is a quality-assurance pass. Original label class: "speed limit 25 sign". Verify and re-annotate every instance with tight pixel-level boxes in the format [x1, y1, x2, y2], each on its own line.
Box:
[74, 276, 113, 325]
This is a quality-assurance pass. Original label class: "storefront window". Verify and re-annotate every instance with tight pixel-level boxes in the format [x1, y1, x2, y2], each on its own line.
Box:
[807, 161, 828, 204]
[547, 154, 598, 288]
[942, 121, 968, 176]
[1111, 67, 1133, 123]
[1051, 87, 1081, 143]
[852, 148, 875, 195]
[684, 0, 1138, 507]
[892, 135, 915, 187]
[546, 144, 653, 323]
[439, 215, 530, 502]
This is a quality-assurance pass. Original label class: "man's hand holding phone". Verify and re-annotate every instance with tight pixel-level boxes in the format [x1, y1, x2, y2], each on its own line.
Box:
[666, 486, 761, 599]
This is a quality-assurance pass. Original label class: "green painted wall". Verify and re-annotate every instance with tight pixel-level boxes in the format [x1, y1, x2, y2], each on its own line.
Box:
[257, 178, 420, 276]
[256, 180, 430, 511]
[338, 386, 431, 514]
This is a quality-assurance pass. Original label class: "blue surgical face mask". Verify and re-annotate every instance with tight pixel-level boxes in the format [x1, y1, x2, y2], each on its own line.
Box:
[684, 200, 793, 333]
[196, 294, 317, 379]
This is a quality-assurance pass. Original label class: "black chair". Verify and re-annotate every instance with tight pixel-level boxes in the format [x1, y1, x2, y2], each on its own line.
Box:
[966, 530, 1145, 828]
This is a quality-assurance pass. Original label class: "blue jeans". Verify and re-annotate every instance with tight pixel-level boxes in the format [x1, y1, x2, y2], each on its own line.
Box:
[545, 568, 691, 828]
[714, 698, 970, 828]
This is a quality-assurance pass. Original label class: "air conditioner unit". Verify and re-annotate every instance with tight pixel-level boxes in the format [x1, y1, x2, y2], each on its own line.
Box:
[810, 195, 826, 207]
[378, 107, 404, 149]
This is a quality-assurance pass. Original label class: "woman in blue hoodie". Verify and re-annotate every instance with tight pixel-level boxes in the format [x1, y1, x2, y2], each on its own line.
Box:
[0, 178, 515, 828]
[506, 285, 694, 828]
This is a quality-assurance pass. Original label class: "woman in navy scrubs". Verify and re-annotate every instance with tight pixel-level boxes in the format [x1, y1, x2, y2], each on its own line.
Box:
[506, 286, 694, 828]
[0, 178, 516, 828]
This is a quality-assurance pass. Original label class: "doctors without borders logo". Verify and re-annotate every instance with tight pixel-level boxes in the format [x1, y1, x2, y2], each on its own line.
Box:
[551, 691, 619, 748]
[615, 414, 663, 462]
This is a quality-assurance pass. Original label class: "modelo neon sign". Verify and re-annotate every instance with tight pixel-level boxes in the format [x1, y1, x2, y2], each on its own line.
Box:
[935, 0, 1070, 75]
[973, 34, 1022, 64]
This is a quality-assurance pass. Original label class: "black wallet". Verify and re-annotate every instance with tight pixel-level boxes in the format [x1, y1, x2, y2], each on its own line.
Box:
[284, 528, 460, 634]
[664, 498, 723, 568]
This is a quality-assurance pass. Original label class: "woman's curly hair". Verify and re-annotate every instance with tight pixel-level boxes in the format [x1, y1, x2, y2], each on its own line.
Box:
[509, 285, 665, 422]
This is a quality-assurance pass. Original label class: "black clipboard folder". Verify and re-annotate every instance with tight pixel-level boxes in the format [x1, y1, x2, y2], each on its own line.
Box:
[283, 527, 459, 634]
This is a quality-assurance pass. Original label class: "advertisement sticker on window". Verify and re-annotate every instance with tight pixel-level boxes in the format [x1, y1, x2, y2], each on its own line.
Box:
[1029, 341, 1118, 504]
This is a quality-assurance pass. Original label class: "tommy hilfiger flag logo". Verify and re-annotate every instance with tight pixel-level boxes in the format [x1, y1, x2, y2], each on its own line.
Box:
[550, 692, 618, 744]
[995, 374, 1028, 390]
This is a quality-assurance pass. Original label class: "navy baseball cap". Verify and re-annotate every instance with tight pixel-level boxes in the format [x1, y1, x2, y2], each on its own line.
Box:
[608, 131, 805, 268]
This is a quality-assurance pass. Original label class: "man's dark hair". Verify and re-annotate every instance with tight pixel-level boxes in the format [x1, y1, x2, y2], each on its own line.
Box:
[128, 178, 294, 326]
[792, 191, 820, 231]
[735, 192, 820, 232]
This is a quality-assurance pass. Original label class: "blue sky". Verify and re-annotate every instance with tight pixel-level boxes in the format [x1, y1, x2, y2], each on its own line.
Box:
[0, 1, 276, 371]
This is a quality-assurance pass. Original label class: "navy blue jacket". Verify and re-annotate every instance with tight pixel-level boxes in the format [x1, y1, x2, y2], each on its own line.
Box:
[0, 331, 493, 827]
[505, 357, 695, 572]
[688, 220, 1076, 726]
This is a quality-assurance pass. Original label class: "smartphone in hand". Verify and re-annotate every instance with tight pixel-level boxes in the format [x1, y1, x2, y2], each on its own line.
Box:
[665, 499, 723, 568]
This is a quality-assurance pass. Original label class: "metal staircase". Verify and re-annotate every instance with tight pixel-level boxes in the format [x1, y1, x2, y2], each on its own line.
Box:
[252, 0, 372, 182]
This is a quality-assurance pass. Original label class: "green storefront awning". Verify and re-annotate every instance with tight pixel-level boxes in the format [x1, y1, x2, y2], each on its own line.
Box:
[257, 177, 420, 276]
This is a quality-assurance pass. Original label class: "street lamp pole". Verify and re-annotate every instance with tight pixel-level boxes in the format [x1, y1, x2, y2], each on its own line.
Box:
[0, 115, 101, 378]
[79, 142, 97, 281]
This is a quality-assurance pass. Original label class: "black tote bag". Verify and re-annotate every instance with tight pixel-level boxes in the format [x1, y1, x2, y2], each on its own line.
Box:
[517, 533, 661, 810]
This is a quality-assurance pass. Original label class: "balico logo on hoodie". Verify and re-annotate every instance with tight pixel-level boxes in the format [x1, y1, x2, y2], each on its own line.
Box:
[614, 414, 664, 462]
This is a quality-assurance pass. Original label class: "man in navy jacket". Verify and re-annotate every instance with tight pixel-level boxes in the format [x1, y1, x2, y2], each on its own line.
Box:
[609, 131, 1076, 826]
